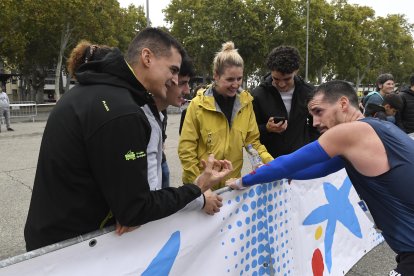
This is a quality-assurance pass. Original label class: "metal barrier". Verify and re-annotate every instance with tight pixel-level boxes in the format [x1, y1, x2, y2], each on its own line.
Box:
[9, 101, 37, 122]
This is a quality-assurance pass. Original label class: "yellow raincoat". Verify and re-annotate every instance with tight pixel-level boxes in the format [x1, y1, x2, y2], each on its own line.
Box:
[178, 86, 273, 189]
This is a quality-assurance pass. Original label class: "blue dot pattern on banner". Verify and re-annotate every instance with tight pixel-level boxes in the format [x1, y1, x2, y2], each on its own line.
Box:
[370, 229, 385, 244]
[220, 180, 293, 275]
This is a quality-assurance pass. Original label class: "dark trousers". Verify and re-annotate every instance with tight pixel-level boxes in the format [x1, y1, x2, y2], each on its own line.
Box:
[391, 252, 414, 275]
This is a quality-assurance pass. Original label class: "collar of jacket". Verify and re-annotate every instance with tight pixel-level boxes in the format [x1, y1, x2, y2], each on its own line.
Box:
[196, 84, 253, 112]
[401, 88, 414, 96]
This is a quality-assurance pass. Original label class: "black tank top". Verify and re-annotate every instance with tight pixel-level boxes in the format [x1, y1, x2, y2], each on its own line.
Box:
[343, 117, 414, 253]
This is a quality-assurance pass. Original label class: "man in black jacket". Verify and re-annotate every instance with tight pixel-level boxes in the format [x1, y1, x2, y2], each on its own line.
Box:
[400, 75, 414, 134]
[24, 28, 232, 251]
[252, 46, 319, 158]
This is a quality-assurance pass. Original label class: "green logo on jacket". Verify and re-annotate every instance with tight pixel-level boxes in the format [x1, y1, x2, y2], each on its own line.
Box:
[124, 150, 146, 161]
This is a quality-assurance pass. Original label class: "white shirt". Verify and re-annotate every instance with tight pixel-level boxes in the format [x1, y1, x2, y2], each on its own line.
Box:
[280, 87, 294, 116]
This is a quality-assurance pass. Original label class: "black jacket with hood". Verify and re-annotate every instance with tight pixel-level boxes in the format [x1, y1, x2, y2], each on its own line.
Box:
[24, 49, 201, 251]
[400, 88, 414, 133]
[251, 74, 319, 158]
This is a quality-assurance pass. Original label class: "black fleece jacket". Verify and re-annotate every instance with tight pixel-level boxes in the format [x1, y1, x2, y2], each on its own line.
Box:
[24, 49, 201, 251]
[400, 88, 414, 134]
[251, 74, 319, 158]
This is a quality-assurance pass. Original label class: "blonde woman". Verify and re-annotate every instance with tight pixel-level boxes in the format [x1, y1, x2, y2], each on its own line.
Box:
[179, 41, 273, 191]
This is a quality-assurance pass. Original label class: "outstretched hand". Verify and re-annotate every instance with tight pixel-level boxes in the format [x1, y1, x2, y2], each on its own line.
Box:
[195, 154, 233, 193]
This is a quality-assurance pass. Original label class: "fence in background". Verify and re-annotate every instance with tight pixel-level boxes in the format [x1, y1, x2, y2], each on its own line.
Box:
[8, 101, 37, 122]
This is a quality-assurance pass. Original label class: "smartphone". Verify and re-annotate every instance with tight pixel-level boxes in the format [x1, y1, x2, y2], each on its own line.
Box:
[273, 116, 286, 124]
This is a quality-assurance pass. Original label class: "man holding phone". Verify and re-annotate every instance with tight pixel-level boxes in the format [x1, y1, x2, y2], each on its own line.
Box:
[252, 46, 319, 157]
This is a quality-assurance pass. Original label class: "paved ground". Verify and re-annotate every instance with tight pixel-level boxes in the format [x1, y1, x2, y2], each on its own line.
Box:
[0, 113, 396, 274]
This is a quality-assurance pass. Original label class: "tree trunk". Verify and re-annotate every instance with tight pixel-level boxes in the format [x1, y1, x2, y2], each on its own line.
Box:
[55, 22, 72, 101]
[65, 74, 72, 93]
[18, 76, 27, 101]
[36, 87, 45, 104]
[317, 68, 323, 84]
[32, 69, 46, 104]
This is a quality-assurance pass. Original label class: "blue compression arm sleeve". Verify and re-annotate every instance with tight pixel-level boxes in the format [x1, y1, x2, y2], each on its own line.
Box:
[286, 155, 344, 180]
[242, 140, 333, 186]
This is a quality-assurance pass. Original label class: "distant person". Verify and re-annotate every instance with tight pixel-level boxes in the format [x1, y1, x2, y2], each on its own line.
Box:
[178, 41, 273, 190]
[364, 93, 404, 126]
[0, 86, 14, 132]
[251, 45, 319, 158]
[24, 28, 233, 251]
[400, 74, 414, 133]
[363, 73, 395, 113]
[227, 80, 414, 276]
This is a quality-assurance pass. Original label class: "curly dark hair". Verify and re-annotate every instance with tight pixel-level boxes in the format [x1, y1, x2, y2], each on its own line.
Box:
[266, 46, 300, 74]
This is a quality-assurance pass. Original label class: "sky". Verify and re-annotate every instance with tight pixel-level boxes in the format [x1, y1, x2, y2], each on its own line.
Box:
[118, 0, 414, 27]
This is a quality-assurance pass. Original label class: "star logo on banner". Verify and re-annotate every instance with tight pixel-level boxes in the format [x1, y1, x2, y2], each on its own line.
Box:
[303, 177, 362, 273]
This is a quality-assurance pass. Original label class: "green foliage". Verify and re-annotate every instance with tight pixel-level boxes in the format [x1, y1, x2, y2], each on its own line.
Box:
[0, 0, 146, 74]
[164, 0, 414, 86]
[1, 0, 414, 88]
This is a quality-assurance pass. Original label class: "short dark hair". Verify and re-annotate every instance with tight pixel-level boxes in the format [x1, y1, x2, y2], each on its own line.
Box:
[313, 80, 359, 109]
[126, 27, 185, 66]
[409, 75, 414, 86]
[266, 46, 300, 74]
[179, 54, 195, 78]
[376, 73, 394, 90]
[383, 93, 403, 110]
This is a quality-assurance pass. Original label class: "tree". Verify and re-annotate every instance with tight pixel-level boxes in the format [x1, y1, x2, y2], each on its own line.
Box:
[0, 0, 147, 103]
[165, 0, 271, 80]
[327, 1, 376, 88]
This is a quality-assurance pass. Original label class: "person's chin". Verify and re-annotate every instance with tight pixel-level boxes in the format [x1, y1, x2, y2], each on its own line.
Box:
[227, 90, 237, 97]
[318, 127, 327, 134]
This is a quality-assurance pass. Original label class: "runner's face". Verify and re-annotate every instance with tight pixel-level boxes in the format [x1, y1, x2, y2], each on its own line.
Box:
[308, 94, 342, 134]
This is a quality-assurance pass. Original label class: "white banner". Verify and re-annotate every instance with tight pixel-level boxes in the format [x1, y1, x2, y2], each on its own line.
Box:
[0, 169, 383, 275]
[290, 169, 383, 275]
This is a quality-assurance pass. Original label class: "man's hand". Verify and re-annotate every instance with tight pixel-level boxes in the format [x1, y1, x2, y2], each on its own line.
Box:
[225, 177, 245, 190]
[203, 189, 223, 215]
[115, 222, 140, 236]
[195, 154, 233, 193]
[266, 117, 287, 133]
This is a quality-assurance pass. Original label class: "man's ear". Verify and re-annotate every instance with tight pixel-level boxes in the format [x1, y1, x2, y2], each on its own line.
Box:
[339, 96, 349, 110]
[141, 48, 152, 68]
